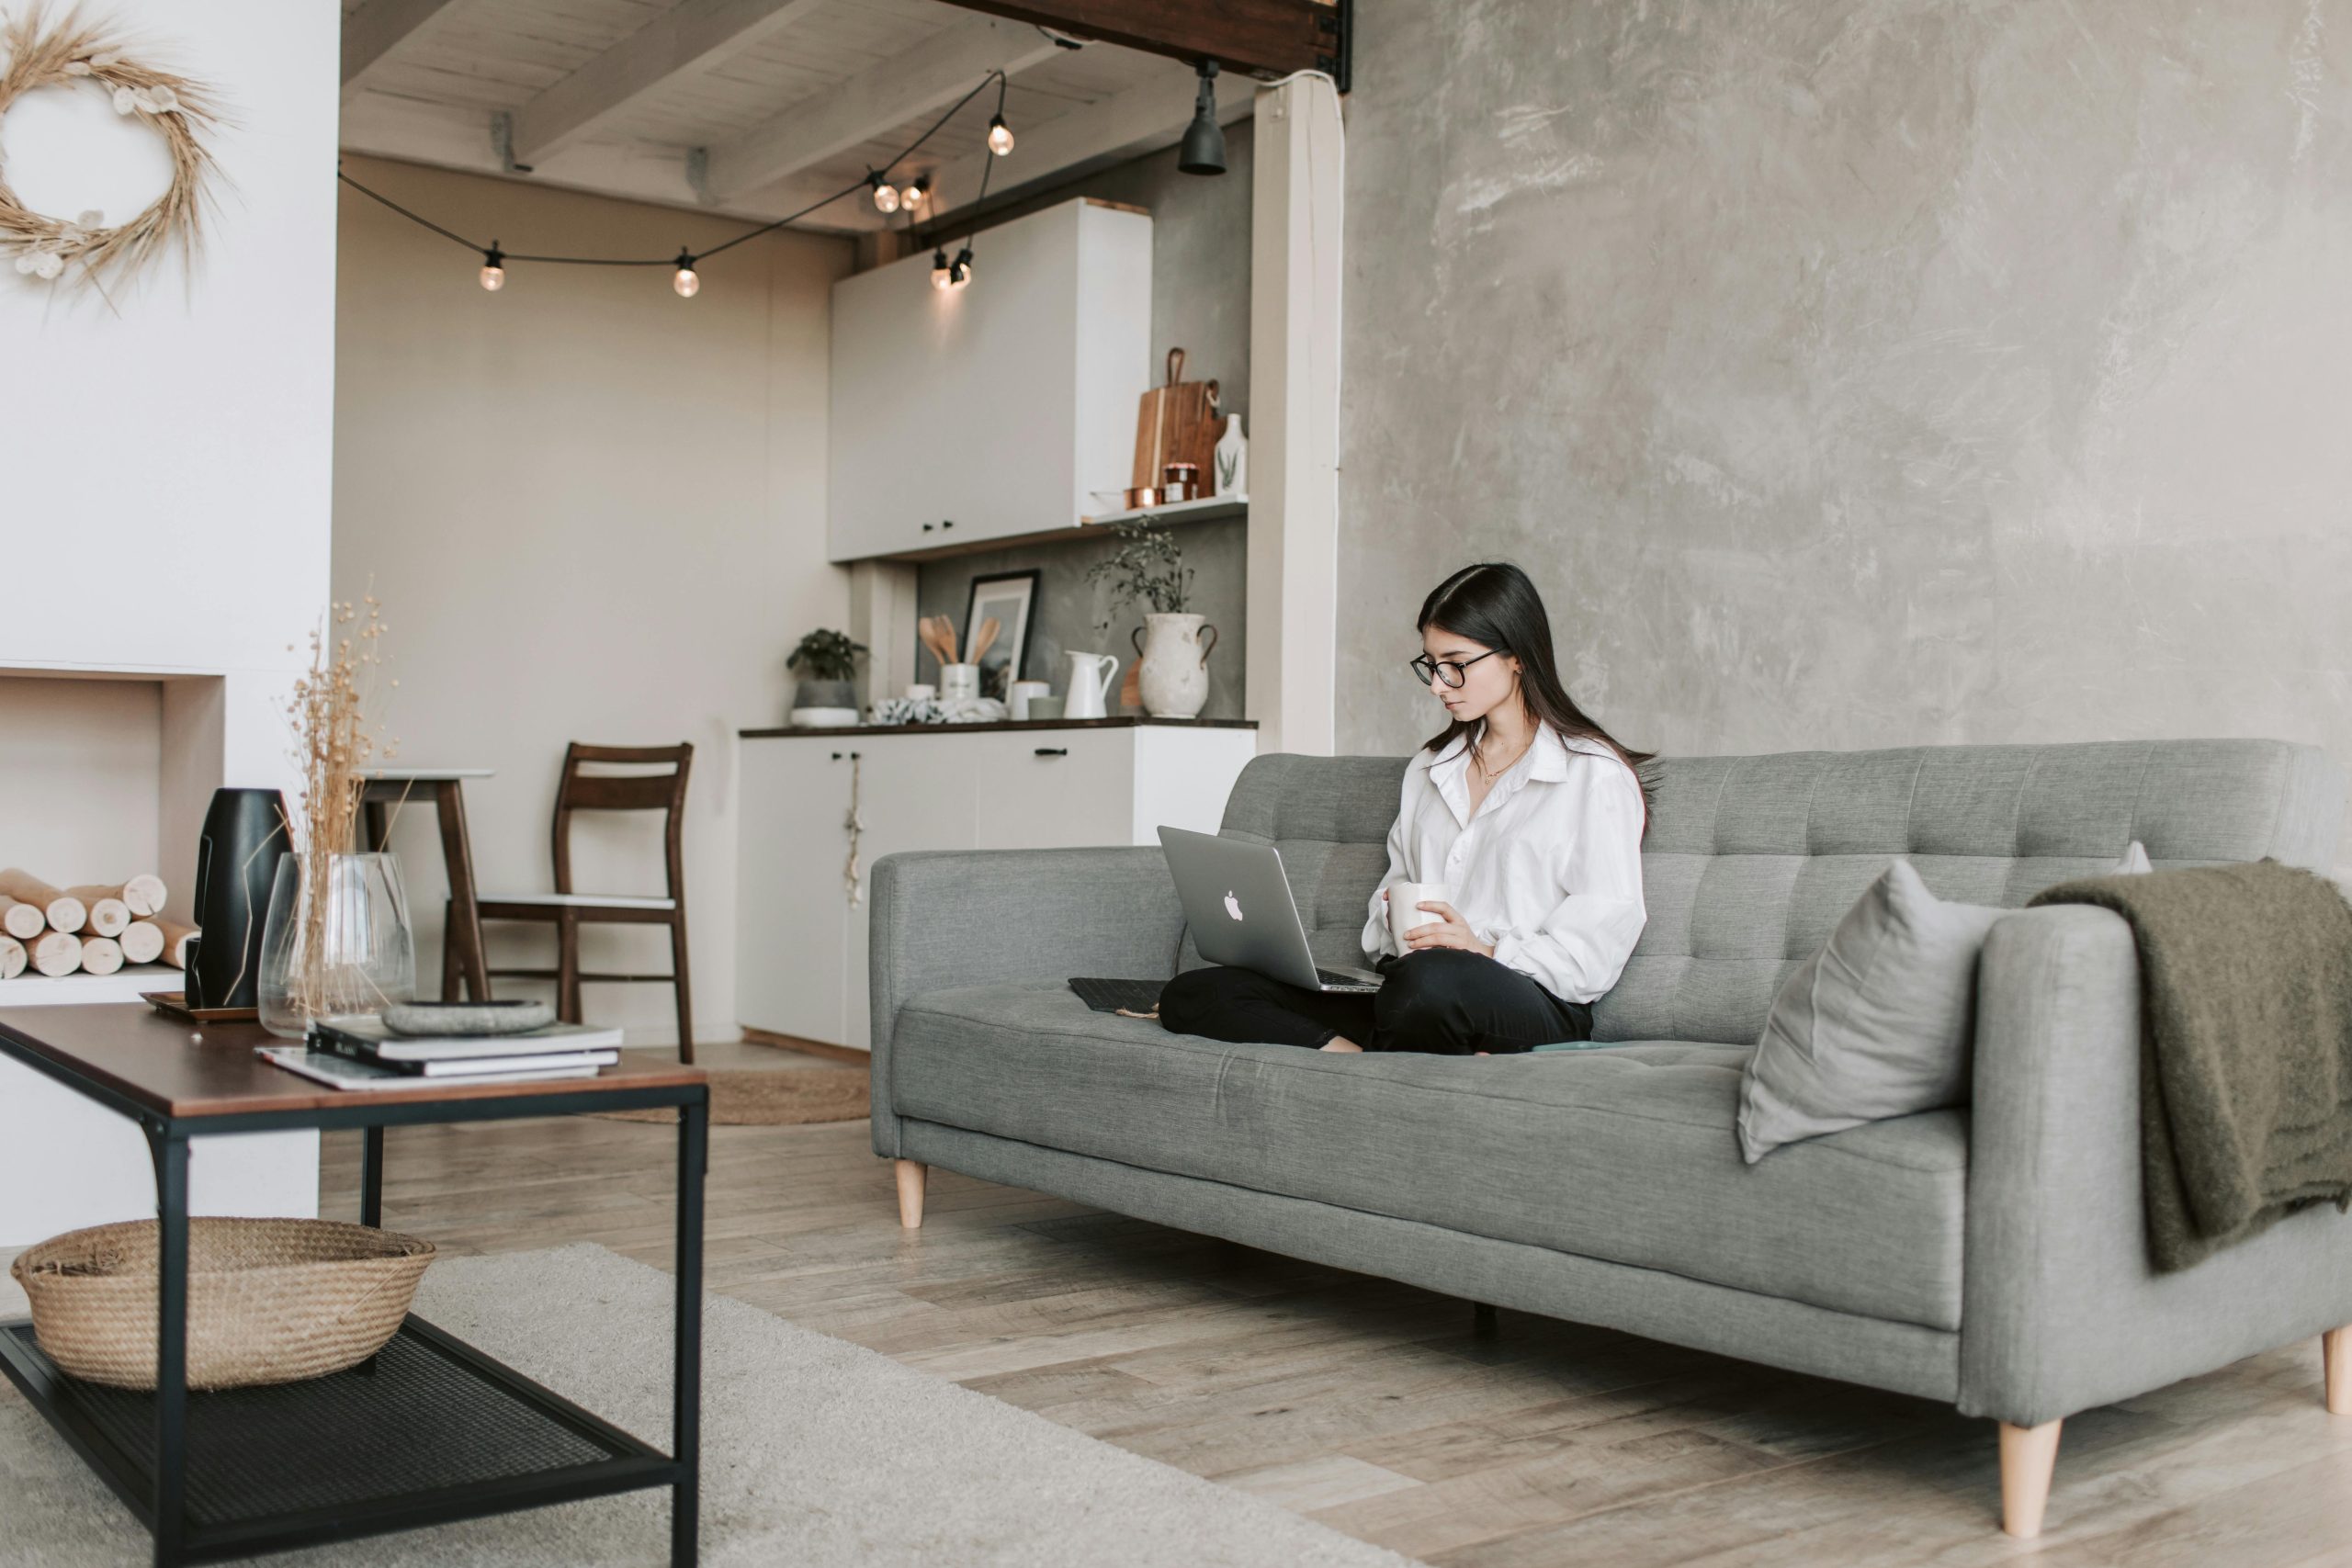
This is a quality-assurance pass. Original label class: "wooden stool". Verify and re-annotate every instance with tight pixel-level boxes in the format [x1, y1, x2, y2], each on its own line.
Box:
[475, 743, 696, 1063]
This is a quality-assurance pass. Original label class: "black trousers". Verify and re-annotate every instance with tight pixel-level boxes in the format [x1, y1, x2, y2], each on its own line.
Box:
[1159, 948, 1594, 1055]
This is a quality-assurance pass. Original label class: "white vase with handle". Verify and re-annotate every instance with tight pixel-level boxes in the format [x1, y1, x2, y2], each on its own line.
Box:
[1134, 613, 1217, 719]
[1062, 651, 1121, 720]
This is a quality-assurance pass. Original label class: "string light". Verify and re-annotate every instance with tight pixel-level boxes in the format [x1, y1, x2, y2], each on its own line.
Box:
[987, 70, 1014, 155]
[336, 63, 1013, 299]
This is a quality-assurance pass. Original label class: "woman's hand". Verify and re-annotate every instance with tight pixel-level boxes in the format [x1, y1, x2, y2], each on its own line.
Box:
[1404, 900, 1493, 958]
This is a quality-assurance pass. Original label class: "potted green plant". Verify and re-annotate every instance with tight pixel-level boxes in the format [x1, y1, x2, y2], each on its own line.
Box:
[1088, 522, 1216, 719]
[786, 628, 866, 724]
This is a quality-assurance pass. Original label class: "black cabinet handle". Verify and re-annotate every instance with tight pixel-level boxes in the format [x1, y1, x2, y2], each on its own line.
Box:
[922, 523, 933, 532]
[830, 750, 862, 761]
[1034, 747, 1069, 757]
[941, 519, 955, 529]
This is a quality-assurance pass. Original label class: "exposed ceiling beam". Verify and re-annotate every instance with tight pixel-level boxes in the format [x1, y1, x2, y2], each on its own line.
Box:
[911, 61, 1255, 232]
[341, 0, 467, 102]
[700, 15, 1064, 205]
[340, 95, 890, 237]
[510, 0, 826, 168]
[936, 0, 1347, 87]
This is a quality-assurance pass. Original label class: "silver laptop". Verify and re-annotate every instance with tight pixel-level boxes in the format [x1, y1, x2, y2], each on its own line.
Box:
[1159, 827, 1385, 994]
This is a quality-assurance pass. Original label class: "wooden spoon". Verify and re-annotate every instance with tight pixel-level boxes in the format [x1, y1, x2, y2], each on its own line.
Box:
[970, 616, 1001, 666]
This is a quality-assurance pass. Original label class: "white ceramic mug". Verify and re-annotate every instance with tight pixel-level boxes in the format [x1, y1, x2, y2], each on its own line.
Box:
[1009, 680, 1051, 720]
[904, 682, 937, 701]
[938, 663, 980, 701]
[1388, 880, 1453, 949]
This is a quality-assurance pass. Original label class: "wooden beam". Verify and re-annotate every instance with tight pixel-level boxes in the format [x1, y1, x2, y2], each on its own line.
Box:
[511, 0, 827, 167]
[342, 0, 466, 99]
[937, 0, 1345, 85]
[913, 60, 1255, 231]
[701, 16, 1063, 204]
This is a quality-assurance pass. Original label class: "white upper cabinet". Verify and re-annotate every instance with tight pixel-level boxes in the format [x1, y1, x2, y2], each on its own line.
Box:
[828, 198, 1152, 561]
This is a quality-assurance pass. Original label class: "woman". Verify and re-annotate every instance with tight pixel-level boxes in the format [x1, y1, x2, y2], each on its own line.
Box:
[1159, 561, 1653, 1056]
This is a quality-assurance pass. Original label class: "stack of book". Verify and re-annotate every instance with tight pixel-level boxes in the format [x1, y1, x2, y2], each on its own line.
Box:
[260, 1014, 623, 1091]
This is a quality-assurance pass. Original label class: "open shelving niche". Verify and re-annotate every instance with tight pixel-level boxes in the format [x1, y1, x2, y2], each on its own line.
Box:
[876, 494, 1246, 565]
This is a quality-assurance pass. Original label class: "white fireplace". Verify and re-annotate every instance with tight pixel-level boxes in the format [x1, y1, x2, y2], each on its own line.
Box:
[0, 0, 340, 1245]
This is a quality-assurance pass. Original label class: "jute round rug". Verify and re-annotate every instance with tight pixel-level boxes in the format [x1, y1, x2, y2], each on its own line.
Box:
[594, 1055, 870, 1125]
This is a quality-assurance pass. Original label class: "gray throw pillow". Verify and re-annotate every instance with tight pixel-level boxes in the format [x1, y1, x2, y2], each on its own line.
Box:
[1737, 861, 2003, 1163]
[1738, 843, 2153, 1162]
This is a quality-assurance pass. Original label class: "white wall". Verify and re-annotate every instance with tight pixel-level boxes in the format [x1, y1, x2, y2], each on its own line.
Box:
[0, 0, 337, 1244]
[333, 156, 852, 1046]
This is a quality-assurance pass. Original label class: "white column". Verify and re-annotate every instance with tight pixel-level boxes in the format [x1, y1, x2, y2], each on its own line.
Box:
[1245, 75, 1345, 757]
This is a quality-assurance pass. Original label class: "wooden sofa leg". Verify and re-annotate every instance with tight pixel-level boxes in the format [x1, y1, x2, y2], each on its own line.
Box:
[1998, 1419, 2062, 1539]
[895, 1159, 927, 1229]
[2324, 1326, 2352, 1414]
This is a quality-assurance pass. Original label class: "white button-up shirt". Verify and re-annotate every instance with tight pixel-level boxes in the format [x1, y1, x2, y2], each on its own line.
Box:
[1359, 725, 1648, 1005]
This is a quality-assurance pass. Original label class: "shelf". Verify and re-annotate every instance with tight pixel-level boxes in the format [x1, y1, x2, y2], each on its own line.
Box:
[870, 495, 1247, 565]
[0, 1315, 672, 1557]
[0, 964, 180, 1009]
[741, 715, 1258, 739]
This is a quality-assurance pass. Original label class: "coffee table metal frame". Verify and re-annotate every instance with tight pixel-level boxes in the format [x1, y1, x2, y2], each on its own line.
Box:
[0, 1027, 707, 1567]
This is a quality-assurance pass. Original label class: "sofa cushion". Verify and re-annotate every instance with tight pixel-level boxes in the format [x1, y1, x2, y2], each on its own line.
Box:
[890, 980, 1967, 1330]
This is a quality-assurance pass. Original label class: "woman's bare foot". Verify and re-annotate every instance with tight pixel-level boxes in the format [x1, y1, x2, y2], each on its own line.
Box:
[1320, 1037, 1364, 1054]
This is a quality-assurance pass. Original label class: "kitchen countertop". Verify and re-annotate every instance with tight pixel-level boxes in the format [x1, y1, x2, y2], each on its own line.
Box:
[740, 716, 1259, 739]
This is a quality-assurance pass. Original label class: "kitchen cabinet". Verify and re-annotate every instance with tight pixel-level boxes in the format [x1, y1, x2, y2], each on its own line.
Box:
[827, 197, 1152, 562]
[737, 720, 1257, 1050]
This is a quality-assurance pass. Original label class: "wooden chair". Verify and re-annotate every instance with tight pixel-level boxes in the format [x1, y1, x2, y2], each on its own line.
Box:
[472, 742, 695, 1062]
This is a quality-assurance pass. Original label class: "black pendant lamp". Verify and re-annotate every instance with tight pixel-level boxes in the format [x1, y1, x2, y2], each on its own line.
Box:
[1178, 61, 1226, 175]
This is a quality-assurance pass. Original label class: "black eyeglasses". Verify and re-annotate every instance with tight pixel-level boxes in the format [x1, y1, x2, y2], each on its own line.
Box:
[1408, 650, 1502, 689]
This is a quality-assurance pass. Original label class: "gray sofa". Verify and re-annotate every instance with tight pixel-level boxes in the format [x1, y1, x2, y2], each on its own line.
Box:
[869, 739, 2352, 1536]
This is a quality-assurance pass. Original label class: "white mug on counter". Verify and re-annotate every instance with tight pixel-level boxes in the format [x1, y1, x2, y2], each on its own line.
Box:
[1061, 651, 1120, 720]
[1387, 880, 1453, 949]
[1009, 680, 1051, 720]
[903, 682, 937, 701]
[938, 663, 980, 701]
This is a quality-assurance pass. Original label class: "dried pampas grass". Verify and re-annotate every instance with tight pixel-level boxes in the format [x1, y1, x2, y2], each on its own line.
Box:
[0, 5, 221, 295]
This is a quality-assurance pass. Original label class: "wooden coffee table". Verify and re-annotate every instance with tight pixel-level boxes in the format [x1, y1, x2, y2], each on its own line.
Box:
[0, 1004, 708, 1567]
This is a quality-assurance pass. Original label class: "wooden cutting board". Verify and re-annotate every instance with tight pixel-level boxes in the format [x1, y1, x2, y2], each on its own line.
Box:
[1132, 347, 1222, 490]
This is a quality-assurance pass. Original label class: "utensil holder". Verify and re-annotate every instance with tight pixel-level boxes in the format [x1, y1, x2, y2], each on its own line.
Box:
[939, 663, 981, 701]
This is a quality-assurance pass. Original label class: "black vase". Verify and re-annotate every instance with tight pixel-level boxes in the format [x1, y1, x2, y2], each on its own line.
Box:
[185, 788, 290, 1011]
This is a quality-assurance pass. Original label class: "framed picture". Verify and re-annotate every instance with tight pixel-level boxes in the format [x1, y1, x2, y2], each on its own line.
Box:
[963, 570, 1040, 700]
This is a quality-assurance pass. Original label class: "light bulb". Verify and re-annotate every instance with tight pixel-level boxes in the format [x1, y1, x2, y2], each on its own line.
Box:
[480, 243, 504, 291]
[868, 171, 899, 213]
[988, 113, 1013, 156]
[948, 246, 974, 291]
[673, 250, 700, 298]
[901, 177, 928, 209]
[930, 248, 953, 291]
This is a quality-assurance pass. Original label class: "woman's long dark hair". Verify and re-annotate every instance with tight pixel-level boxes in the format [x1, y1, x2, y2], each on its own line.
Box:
[1417, 562, 1657, 834]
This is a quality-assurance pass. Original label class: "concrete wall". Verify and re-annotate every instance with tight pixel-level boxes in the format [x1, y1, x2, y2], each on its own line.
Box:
[334, 156, 851, 1046]
[913, 126, 1253, 717]
[1339, 0, 2352, 852]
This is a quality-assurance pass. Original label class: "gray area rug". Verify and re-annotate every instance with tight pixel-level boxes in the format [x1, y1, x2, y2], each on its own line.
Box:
[0, 1243, 1422, 1567]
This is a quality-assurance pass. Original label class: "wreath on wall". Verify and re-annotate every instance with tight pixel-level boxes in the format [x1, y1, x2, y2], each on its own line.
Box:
[0, 6, 220, 291]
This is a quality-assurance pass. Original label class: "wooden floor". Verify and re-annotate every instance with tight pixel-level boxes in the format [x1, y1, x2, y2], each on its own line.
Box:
[321, 1110, 2352, 1567]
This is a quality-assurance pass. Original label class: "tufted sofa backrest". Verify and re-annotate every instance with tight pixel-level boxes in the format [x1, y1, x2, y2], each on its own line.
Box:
[1213, 739, 2344, 1045]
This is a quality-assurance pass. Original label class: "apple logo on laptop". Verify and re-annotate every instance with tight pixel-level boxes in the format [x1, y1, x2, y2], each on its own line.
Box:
[1223, 890, 1244, 921]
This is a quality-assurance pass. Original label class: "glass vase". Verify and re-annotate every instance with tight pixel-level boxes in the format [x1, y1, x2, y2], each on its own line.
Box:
[257, 852, 416, 1039]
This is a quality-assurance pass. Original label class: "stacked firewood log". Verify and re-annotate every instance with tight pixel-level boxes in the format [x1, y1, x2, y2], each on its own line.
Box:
[0, 869, 194, 981]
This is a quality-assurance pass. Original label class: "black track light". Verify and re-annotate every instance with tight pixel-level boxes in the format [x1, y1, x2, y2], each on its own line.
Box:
[1178, 61, 1225, 175]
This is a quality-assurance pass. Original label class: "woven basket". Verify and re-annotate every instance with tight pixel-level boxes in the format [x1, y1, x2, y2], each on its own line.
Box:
[9, 1218, 435, 1391]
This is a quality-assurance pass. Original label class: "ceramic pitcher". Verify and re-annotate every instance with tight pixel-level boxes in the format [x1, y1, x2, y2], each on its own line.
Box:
[1134, 613, 1218, 719]
[1062, 651, 1122, 719]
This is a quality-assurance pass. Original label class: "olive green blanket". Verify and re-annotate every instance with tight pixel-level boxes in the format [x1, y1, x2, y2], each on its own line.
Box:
[2030, 860, 2352, 1272]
